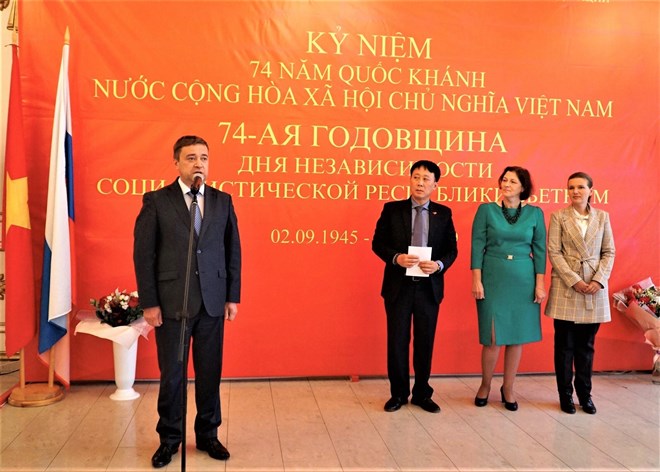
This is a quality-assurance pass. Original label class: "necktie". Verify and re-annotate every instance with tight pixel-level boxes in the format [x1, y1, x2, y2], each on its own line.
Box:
[412, 206, 424, 246]
[189, 192, 202, 236]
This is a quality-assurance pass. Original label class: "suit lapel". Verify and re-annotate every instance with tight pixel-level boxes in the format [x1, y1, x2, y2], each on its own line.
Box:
[164, 180, 191, 230]
[427, 201, 441, 243]
[561, 207, 590, 259]
[197, 187, 214, 240]
[401, 199, 413, 245]
[583, 206, 599, 247]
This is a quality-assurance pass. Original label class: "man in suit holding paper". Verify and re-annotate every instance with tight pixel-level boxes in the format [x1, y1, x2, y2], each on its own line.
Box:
[134, 135, 241, 468]
[372, 160, 457, 413]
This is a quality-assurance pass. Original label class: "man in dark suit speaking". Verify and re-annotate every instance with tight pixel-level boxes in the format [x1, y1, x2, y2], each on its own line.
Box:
[372, 160, 457, 413]
[134, 135, 241, 468]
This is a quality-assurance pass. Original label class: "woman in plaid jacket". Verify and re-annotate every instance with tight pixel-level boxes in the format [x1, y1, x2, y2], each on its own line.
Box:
[545, 172, 615, 415]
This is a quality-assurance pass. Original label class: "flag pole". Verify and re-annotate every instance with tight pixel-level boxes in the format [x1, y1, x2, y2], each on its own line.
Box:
[7, 26, 67, 407]
[8, 342, 65, 406]
[19, 348, 25, 389]
[8, 349, 64, 407]
[8, 339, 65, 406]
[48, 349, 56, 388]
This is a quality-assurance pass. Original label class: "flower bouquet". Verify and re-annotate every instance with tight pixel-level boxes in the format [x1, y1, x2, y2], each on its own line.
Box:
[84, 289, 147, 401]
[90, 288, 143, 327]
[76, 288, 151, 348]
[613, 277, 660, 382]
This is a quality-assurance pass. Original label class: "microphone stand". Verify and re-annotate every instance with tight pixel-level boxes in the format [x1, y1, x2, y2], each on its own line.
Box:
[178, 189, 200, 472]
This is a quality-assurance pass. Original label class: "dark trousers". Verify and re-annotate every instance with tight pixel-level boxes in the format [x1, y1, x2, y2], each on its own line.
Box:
[553, 319, 600, 401]
[155, 308, 224, 446]
[384, 278, 440, 400]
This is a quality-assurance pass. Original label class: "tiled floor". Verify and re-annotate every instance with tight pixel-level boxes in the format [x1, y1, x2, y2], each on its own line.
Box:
[0, 360, 19, 397]
[1, 373, 658, 471]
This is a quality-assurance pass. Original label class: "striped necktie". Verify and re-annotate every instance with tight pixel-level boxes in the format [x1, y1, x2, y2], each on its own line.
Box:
[412, 206, 425, 246]
[189, 192, 202, 236]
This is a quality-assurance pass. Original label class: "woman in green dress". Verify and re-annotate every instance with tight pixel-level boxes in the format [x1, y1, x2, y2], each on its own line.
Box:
[471, 166, 547, 411]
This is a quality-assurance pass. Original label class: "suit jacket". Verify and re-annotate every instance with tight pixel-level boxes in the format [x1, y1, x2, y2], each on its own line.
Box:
[545, 205, 615, 323]
[372, 198, 458, 304]
[133, 179, 241, 319]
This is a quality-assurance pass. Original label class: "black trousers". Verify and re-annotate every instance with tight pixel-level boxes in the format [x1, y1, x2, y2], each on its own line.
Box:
[155, 308, 224, 446]
[384, 277, 440, 400]
[553, 319, 600, 401]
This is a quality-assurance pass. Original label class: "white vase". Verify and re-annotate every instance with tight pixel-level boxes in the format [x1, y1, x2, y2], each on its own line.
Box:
[110, 340, 140, 401]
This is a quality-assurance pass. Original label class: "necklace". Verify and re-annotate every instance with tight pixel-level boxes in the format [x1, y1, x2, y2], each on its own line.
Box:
[501, 201, 522, 224]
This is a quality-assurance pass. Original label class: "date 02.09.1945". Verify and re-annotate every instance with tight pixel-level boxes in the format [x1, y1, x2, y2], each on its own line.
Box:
[270, 228, 360, 245]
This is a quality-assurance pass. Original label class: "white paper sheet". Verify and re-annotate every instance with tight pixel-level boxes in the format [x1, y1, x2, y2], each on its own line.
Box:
[74, 310, 153, 349]
[405, 246, 432, 277]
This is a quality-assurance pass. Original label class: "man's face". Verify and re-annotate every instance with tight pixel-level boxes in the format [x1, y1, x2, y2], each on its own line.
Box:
[409, 166, 438, 204]
[174, 143, 209, 187]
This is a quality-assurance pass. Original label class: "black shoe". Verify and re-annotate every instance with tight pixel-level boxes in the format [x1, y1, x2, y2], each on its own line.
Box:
[384, 396, 408, 412]
[559, 395, 576, 414]
[500, 386, 518, 411]
[579, 397, 597, 414]
[151, 444, 178, 468]
[474, 396, 488, 407]
[411, 397, 441, 413]
[196, 438, 230, 460]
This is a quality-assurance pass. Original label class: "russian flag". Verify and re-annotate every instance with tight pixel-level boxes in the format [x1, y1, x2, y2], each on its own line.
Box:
[38, 29, 75, 385]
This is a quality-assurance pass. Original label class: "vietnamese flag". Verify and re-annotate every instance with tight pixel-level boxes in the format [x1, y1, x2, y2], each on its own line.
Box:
[3, 40, 37, 356]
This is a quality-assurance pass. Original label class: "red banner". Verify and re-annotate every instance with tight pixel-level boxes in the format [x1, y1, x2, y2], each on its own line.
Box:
[19, 1, 659, 380]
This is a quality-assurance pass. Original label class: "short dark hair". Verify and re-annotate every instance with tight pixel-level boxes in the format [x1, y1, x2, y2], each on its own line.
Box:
[567, 171, 593, 202]
[410, 160, 441, 181]
[498, 166, 533, 200]
[173, 135, 208, 161]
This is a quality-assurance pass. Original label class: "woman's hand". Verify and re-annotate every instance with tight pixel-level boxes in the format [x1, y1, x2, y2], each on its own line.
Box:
[534, 273, 546, 303]
[534, 286, 546, 304]
[472, 280, 485, 299]
[584, 281, 603, 294]
[574, 280, 602, 295]
[472, 269, 485, 299]
[572, 280, 589, 293]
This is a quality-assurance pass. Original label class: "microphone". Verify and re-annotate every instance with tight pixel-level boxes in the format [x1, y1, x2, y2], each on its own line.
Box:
[190, 173, 204, 195]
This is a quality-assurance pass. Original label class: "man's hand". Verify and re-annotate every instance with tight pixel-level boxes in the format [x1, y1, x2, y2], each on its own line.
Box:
[418, 260, 439, 274]
[143, 306, 163, 327]
[396, 253, 420, 268]
[225, 302, 238, 321]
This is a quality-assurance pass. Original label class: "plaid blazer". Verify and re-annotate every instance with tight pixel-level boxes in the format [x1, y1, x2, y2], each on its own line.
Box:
[545, 205, 615, 323]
